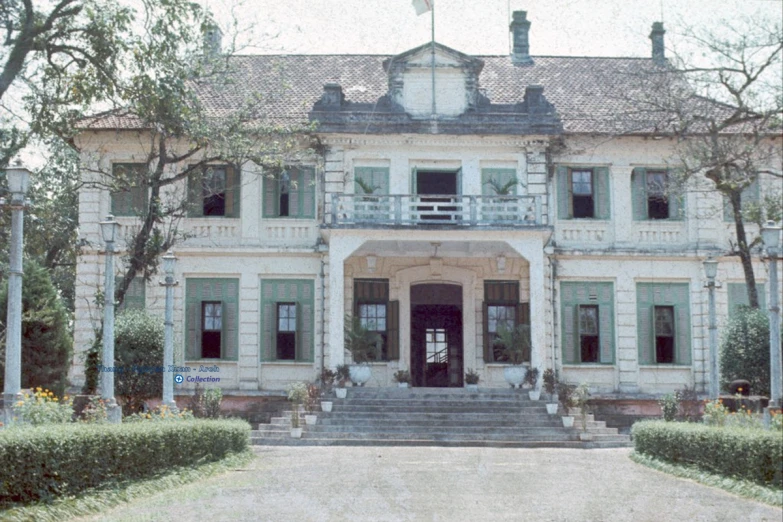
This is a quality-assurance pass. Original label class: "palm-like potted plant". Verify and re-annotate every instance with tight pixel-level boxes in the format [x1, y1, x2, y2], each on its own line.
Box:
[558, 383, 576, 428]
[543, 369, 559, 415]
[525, 367, 540, 400]
[465, 369, 480, 390]
[304, 383, 320, 425]
[345, 316, 381, 386]
[484, 176, 519, 221]
[393, 370, 411, 388]
[287, 382, 308, 438]
[573, 383, 592, 440]
[494, 323, 531, 388]
[335, 364, 350, 398]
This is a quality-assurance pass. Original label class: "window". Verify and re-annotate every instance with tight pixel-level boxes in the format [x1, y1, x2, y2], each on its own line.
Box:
[578, 305, 600, 363]
[727, 282, 767, 315]
[352, 279, 397, 361]
[260, 280, 316, 362]
[201, 302, 222, 358]
[561, 282, 614, 365]
[185, 279, 239, 361]
[263, 166, 315, 219]
[483, 281, 529, 363]
[636, 283, 691, 365]
[276, 303, 297, 360]
[426, 328, 448, 363]
[187, 165, 240, 218]
[654, 306, 675, 363]
[631, 168, 683, 220]
[556, 166, 610, 220]
[110, 163, 148, 217]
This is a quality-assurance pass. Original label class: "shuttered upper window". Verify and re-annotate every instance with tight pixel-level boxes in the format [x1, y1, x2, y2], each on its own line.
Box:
[631, 168, 684, 220]
[110, 163, 148, 217]
[263, 166, 315, 219]
[185, 278, 239, 361]
[636, 283, 691, 366]
[187, 165, 241, 218]
[260, 279, 315, 362]
[561, 282, 614, 365]
[481, 168, 517, 196]
[556, 166, 610, 220]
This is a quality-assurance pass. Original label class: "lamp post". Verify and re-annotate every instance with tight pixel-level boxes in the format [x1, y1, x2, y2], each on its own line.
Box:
[160, 251, 179, 412]
[761, 220, 782, 408]
[100, 215, 122, 423]
[2, 161, 30, 426]
[703, 257, 719, 399]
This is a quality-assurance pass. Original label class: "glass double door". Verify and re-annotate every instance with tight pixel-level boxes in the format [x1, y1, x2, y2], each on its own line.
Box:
[410, 304, 463, 387]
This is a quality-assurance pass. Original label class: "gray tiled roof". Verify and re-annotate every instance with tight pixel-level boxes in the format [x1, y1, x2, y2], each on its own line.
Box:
[81, 52, 680, 134]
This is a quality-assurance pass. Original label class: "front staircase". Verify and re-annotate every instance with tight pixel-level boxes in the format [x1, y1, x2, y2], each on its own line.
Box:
[251, 388, 632, 448]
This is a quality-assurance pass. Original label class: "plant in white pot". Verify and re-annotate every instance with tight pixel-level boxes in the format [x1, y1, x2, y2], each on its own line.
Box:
[304, 383, 320, 425]
[573, 383, 593, 441]
[525, 367, 540, 400]
[543, 369, 559, 415]
[345, 316, 381, 386]
[393, 370, 411, 388]
[334, 364, 350, 398]
[558, 383, 576, 428]
[465, 369, 480, 390]
[287, 382, 307, 438]
[494, 323, 531, 388]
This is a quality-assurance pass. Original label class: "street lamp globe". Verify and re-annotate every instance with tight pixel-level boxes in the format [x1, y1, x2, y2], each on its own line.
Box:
[5, 162, 30, 195]
[761, 220, 781, 251]
[703, 258, 718, 280]
[162, 251, 177, 276]
[100, 215, 119, 244]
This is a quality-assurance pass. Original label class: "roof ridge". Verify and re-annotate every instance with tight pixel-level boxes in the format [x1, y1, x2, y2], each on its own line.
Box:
[228, 53, 653, 60]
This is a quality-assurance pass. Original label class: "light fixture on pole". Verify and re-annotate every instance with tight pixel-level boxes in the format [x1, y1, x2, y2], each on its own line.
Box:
[160, 251, 179, 412]
[99, 214, 122, 423]
[761, 220, 782, 408]
[3, 160, 30, 426]
[703, 257, 720, 399]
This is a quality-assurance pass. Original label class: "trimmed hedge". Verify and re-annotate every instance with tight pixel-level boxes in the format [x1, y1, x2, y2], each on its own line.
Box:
[632, 420, 783, 488]
[0, 419, 250, 504]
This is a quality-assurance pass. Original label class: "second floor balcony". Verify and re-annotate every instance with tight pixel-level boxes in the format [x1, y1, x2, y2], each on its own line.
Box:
[328, 194, 543, 228]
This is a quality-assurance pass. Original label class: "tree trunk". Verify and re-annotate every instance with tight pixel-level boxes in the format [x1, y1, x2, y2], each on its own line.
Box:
[729, 190, 760, 309]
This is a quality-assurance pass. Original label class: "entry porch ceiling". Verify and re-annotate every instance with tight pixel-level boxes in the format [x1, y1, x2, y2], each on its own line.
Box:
[353, 240, 516, 259]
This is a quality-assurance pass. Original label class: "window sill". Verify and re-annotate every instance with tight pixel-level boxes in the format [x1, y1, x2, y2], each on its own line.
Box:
[484, 363, 532, 367]
[185, 216, 240, 220]
[263, 217, 316, 221]
[184, 359, 238, 364]
[561, 364, 615, 368]
[262, 360, 314, 365]
[638, 365, 692, 369]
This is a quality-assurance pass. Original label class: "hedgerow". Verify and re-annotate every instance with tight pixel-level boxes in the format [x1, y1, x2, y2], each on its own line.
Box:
[0, 419, 250, 505]
[632, 420, 782, 488]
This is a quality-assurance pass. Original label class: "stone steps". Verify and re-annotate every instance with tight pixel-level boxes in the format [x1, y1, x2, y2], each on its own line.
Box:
[252, 388, 632, 448]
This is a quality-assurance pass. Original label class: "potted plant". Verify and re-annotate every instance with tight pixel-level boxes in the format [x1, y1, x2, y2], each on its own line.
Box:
[558, 383, 576, 428]
[465, 369, 480, 390]
[494, 323, 531, 388]
[484, 176, 519, 221]
[573, 383, 593, 440]
[345, 316, 381, 386]
[525, 367, 540, 400]
[393, 370, 411, 388]
[304, 383, 320, 425]
[335, 364, 350, 398]
[287, 382, 307, 438]
[543, 369, 559, 415]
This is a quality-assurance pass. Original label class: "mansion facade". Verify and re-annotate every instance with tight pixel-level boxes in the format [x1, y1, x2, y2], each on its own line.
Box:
[71, 12, 782, 396]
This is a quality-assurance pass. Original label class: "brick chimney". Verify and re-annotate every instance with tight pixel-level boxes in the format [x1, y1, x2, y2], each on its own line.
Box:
[649, 22, 666, 65]
[509, 11, 533, 65]
[203, 23, 223, 58]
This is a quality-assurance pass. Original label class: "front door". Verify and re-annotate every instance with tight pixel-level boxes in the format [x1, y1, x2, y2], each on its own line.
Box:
[411, 304, 463, 387]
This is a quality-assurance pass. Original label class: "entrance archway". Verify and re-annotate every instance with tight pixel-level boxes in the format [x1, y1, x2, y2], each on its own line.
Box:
[410, 283, 463, 387]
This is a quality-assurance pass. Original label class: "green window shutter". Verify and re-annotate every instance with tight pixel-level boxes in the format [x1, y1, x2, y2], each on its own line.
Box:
[117, 276, 146, 311]
[260, 281, 276, 361]
[482, 302, 492, 362]
[631, 168, 648, 220]
[668, 170, 685, 220]
[481, 169, 518, 196]
[727, 283, 766, 315]
[262, 174, 278, 218]
[185, 278, 238, 360]
[561, 282, 614, 364]
[297, 281, 314, 362]
[596, 283, 615, 364]
[411, 167, 418, 194]
[187, 171, 204, 217]
[556, 166, 571, 219]
[224, 165, 241, 218]
[260, 279, 313, 362]
[185, 280, 202, 360]
[562, 304, 578, 364]
[111, 164, 147, 217]
[355, 167, 390, 195]
[222, 280, 239, 360]
[637, 283, 690, 365]
[594, 167, 611, 219]
[288, 168, 301, 217]
[387, 300, 399, 360]
[636, 285, 654, 365]
[299, 167, 316, 219]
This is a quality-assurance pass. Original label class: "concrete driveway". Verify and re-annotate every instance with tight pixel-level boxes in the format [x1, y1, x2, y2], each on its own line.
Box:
[86, 446, 781, 522]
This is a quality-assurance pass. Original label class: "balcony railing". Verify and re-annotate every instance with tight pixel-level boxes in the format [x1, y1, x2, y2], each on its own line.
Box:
[330, 194, 542, 227]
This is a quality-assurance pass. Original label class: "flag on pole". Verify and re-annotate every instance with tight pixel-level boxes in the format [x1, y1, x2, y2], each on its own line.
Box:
[412, 0, 433, 16]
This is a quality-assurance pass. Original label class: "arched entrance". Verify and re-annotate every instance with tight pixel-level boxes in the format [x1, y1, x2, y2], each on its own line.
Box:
[410, 283, 463, 387]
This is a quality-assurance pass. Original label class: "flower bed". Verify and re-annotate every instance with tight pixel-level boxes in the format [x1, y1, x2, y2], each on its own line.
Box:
[632, 420, 783, 488]
[0, 419, 250, 505]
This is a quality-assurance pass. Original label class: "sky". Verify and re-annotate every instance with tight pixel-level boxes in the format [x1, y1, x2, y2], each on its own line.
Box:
[201, 0, 783, 59]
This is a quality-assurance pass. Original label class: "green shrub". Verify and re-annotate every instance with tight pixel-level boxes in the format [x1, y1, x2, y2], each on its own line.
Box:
[0, 419, 250, 505]
[124, 404, 195, 422]
[720, 306, 770, 397]
[658, 393, 680, 422]
[12, 387, 74, 425]
[632, 420, 783, 488]
[0, 260, 72, 394]
[187, 384, 223, 419]
[114, 309, 164, 416]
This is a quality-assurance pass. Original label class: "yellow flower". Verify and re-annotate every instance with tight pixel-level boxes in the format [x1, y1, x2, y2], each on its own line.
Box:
[16, 401, 23, 407]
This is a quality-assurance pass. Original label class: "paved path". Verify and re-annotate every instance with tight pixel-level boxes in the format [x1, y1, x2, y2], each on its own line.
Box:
[85, 447, 781, 522]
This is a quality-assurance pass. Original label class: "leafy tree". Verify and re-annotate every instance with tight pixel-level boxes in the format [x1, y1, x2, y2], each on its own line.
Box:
[720, 305, 770, 397]
[0, 259, 72, 395]
[114, 309, 163, 416]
